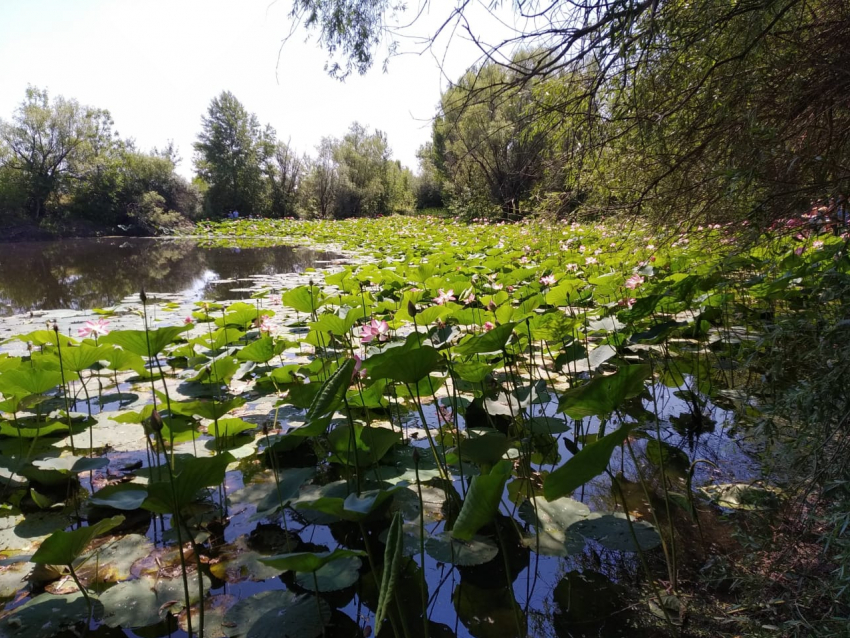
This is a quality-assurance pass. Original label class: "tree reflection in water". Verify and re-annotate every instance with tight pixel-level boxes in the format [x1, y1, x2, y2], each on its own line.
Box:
[0, 238, 340, 315]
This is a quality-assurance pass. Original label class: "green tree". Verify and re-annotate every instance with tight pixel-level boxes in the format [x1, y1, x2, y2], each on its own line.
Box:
[285, 0, 850, 226]
[435, 57, 570, 219]
[267, 140, 304, 218]
[301, 136, 340, 219]
[0, 87, 116, 220]
[334, 122, 392, 218]
[413, 142, 443, 210]
[193, 91, 271, 217]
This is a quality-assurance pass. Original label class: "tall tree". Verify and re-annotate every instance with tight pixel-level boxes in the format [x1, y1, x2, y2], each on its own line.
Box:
[334, 122, 392, 218]
[0, 87, 116, 220]
[302, 137, 340, 219]
[267, 140, 303, 218]
[285, 0, 850, 225]
[193, 91, 269, 217]
[435, 57, 571, 219]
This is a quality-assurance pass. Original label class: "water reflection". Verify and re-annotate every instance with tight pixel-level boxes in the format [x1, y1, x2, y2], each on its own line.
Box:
[0, 238, 341, 316]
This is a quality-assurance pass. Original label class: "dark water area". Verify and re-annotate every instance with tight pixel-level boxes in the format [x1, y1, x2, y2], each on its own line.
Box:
[0, 238, 342, 316]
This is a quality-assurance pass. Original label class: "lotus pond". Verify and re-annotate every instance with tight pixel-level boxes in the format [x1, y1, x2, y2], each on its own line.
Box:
[0, 215, 841, 638]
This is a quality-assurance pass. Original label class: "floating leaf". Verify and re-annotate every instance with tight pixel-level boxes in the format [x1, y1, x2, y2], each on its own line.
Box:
[33, 455, 109, 475]
[425, 531, 499, 566]
[294, 555, 362, 592]
[222, 589, 330, 638]
[518, 496, 590, 556]
[258, 548, 366, 574]
[2, 592, 103, 638]
[571, 513, 662, 552]
[645, 439, 690, 473]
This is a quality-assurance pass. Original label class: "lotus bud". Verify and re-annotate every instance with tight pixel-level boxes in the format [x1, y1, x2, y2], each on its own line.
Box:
[51, 321, 59, 333]
[488, 301, 497, 312]
[308, 278, 314, 287]
[140, 288, 147, 304]
[150, 408, 164, 433]
[412, 447, 421, 465]
[408, 300, 418, 317]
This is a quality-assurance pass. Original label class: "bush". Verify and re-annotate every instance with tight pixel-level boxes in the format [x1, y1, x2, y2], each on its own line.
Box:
[127, 191, 185, 234]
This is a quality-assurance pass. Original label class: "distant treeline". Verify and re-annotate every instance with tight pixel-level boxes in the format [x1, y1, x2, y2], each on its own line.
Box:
[5, 0, 848, 233]
[0, 88, 425, 233]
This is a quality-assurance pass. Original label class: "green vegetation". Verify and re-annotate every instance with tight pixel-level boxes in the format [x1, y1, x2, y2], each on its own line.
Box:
[0, 215, 848, 636]
[1, 0, 849, 634]
[0, 87, 199, 234]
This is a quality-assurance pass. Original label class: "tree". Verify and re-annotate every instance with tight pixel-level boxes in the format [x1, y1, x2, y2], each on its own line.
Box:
[300, 125, 414, 218]
[434, 56, 573, 219]
[302, 137, 339, 219]
[414, 142, 444, 210]
[0, 87, 116, 220]
[334, 122, 392, 218]
[193, 91, 270, 217]
[284, 0, 850, 226]
[267, 140, 304, 218]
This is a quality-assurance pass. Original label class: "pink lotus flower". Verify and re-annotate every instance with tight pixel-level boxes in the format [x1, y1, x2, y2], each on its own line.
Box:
[619, 298, 637, 308]
[78, 318, 110, 339]
[184, 316, 194, 325]
[483, 321, 495, 331]
[352, 354, 367, 380]
[434, 289, 456, 305]
[539, 274, 556, 286]
[463, 292, 476, 304]
[625, 274, 644, 289]
[565, 263, 578, 272]
[813, 240, 824, 249]
[257, 314, 274, 334]
[585, 256, 598, 265]
[361, 318, 390, 343]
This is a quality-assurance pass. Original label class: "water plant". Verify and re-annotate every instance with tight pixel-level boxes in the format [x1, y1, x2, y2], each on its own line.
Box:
[0, 214, 847, 637]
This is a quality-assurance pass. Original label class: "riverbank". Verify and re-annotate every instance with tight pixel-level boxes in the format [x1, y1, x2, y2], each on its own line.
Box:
[0, 218, 195, 243]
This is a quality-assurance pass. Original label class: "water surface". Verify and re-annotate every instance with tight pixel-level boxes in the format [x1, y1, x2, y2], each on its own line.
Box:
[0, 238, 342, 316]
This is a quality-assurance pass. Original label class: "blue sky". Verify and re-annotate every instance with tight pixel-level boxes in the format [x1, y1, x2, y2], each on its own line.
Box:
[0, 0, 515, 177]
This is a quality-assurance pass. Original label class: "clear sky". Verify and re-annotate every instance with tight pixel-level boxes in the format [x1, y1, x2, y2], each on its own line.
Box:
[0, 0, 516, 178]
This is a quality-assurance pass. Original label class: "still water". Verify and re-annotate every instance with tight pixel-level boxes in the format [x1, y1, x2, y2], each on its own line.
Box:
[0, 238, 342, 316]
